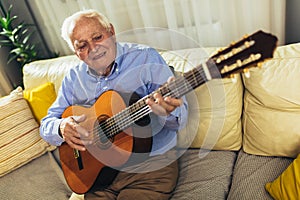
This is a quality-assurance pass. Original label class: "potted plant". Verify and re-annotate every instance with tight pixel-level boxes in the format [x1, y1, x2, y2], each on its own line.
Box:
[0, 1, 39, 67]
[0, 0, 58, 89]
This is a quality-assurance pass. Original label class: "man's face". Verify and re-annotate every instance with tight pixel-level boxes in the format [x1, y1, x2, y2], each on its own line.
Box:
[71, 17, 116, 75]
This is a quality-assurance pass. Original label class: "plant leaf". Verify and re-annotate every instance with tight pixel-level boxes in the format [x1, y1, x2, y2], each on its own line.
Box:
[0, 39, 12, 45]
[21, 28, 28, 35]
[22, 32, 34, 44]
[6, 15, 17, 29]
[12, 24, 24, 35]
[7, 53, 18, 64]
[10, 47, 22, 54]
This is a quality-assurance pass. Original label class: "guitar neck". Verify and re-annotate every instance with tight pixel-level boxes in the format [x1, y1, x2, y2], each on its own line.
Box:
[106, 63, 210, 136]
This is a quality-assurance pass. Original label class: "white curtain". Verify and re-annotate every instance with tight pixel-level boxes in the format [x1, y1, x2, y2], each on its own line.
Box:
[28, 0, 286, 55]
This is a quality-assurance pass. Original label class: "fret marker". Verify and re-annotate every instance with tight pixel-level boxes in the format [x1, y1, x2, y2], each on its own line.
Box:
[202, 63, 212, 81]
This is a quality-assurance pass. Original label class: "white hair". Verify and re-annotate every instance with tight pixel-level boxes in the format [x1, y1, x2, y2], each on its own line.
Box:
[61, 9, 111, 51]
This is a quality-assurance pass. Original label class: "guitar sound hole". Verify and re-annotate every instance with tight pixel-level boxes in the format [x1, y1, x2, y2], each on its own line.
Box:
[94, 115, 114, 149]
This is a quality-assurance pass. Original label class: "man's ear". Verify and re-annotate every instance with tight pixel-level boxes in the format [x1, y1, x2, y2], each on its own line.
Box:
[73, 45, 80, 57]
[74, 50, 80, 58]
[109, 23, 116, 42]
[109, 23, 115, 36]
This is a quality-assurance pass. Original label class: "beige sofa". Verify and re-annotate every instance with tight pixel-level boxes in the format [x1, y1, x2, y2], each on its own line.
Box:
[0, 42, 299, 200]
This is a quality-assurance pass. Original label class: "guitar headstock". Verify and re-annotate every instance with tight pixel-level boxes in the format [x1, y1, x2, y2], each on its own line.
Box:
[209, 30, 278, 78]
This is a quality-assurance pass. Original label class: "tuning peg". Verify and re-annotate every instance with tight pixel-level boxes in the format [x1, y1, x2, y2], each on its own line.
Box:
[230, 74, 238, 83]
[243, 68, 250, 78]
[217, 47, 225, 53]
[257, 62, 263, 68]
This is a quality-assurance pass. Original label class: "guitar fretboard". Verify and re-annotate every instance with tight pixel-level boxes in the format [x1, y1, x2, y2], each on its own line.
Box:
[100, 62, 211, 139]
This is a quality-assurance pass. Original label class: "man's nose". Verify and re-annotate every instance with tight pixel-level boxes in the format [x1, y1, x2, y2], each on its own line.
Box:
[89, 42, 99, 52]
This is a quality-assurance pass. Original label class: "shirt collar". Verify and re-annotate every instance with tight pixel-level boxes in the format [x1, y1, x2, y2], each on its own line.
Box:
[114, 42, 123, 69]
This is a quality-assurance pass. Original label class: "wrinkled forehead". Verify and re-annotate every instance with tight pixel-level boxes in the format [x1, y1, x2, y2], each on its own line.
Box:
[71, 17, 105, 40]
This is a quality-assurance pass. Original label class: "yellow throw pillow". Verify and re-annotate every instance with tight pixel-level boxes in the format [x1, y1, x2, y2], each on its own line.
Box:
[265, 154, 300, 200]
[23, 82, 56, 123]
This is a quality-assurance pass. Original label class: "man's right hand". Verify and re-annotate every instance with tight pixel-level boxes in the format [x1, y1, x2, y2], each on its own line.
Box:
[59, 115, 91, 151]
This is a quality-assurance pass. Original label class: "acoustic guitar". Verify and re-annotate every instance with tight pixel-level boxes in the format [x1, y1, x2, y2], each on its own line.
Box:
[59, 30, 278, 194]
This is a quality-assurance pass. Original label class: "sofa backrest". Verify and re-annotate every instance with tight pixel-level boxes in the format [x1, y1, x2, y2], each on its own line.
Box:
[242, 43, 300, 158]
[23, 47, 244, 152]
[23, 55, 81, 93]
[23, 43, 300, 157]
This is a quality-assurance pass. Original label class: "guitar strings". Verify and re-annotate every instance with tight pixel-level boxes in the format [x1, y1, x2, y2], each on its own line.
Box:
[89, 64, 207, 144]
[90, 66, 206, 143]
[89, 64, 206, 143]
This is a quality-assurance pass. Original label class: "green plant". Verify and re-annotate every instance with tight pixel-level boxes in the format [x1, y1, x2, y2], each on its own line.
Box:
[0, 1, 39, 67]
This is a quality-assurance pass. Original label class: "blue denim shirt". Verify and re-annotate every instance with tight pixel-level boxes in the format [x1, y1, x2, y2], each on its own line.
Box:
[40, 42, 188, 156]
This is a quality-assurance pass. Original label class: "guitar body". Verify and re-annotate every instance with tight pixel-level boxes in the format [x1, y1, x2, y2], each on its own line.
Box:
[59, 90, 152, 194]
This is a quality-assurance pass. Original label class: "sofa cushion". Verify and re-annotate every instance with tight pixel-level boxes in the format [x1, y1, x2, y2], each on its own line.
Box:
[23, 55, 81, 93]
[0, 87, 54, 177]
[0, 152, 72, 200]
[242, 43, 300, 158]
[161, 48, 243, 151]
[23, 82, 57, 123]
[171, 149, 237, 199]
[227, 150, 293, 200]
[265, 154, 300, 200]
